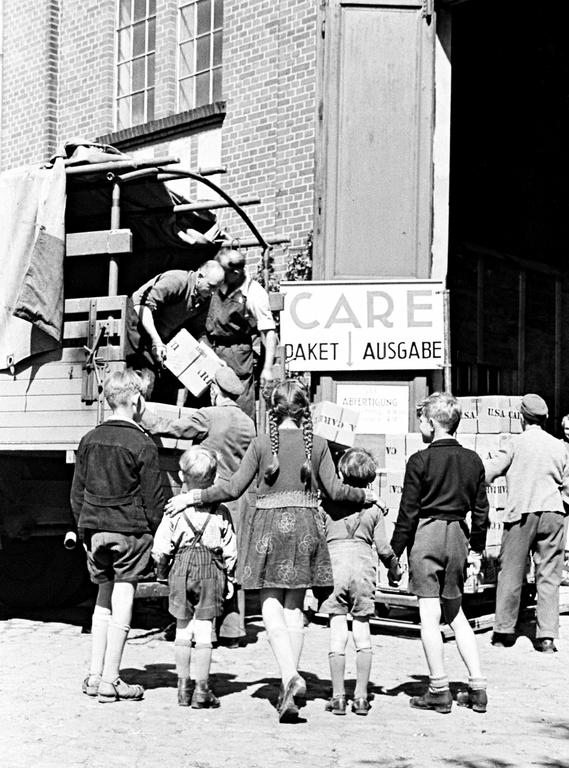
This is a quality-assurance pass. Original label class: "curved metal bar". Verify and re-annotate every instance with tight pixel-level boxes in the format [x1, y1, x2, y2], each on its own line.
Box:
[163, 166, 269, 251]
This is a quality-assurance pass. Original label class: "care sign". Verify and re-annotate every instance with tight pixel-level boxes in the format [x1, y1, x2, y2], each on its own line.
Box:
[280, 280, 446, 371]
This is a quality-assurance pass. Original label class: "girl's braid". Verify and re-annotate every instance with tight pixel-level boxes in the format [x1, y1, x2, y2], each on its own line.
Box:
[264, 408, 281, 482]
[300, 409, 314, 488]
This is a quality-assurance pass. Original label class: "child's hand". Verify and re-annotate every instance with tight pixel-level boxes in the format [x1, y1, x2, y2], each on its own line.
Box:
[387, 559, 403, 587]
[165, 491, 195, 516]
[467, 550, 483, 576]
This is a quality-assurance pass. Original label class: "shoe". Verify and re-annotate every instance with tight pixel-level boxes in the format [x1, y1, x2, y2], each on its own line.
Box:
[325, 694, 347, 715]
[457, 687, 488, 713]
[409, 689, 452, 714]
[177, 677, 192, 707]
[191, 680, 220, 709]
[491, 632, 516, 648]
[534, 638, 558, 653]
[82, 673, 101, 697]
[278, 674, 306, 722]
[97, 677, 144, 703]
[276, 684, 285, 711]
[351, 696, 371, 716]
[219, 638, 241, 649]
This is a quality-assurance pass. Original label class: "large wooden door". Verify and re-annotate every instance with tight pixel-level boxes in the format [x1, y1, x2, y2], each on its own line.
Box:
[314, 0, 436, 279]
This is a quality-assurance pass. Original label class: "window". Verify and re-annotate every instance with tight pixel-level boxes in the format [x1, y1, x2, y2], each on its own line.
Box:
[116, 0, 156, 130]
[178, 0, 223, 111]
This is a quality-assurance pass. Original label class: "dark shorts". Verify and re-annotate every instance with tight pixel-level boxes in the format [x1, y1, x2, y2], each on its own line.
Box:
[86, 531, 153, 584]
[319, 541, 377, 618]
[409, 518, 469, 601]
[168, 545, 226, 621]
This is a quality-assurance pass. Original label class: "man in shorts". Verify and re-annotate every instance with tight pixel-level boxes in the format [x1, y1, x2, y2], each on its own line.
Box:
[71, 369, 164, 703]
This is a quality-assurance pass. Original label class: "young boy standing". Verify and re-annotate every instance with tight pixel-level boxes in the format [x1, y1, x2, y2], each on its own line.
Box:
[391, 392, 490, 714]
[320, 448, 401, 716]
[71, 369, 164, 703]
[152, 447, 236, 708]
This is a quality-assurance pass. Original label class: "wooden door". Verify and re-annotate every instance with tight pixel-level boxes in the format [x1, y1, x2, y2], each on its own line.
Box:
[315, 0, 436, 279]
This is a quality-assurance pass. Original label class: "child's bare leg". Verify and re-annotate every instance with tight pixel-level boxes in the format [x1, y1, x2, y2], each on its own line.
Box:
[101, 581, 136, 683]
[261, 588, 297, 686]
[352, 617, 372, 700]
[283, 588, 305, 670]
[89, 582, 113, 678]
[329, 614, 348, 696]
[450, 607, 482, 677]
[418, 597, 445, 678]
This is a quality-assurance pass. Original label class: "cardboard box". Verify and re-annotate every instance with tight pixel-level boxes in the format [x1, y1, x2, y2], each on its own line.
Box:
[384, 434, 406, 472]
[486, 478, 508, 511]
[165, 329, 223, 397]
[405, 432, 427, 459]
[457, 433, 476, 451]
[509, 396, 523, 433]
[456, 396, 479, 434]
[477, 395, 510, 433]
[385, 471, 405, 512]
[312, 401, 360, 447]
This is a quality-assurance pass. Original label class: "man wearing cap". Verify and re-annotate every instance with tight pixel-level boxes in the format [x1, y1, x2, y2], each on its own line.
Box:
[203, 249, 277, 423]
[141, 366, 256, 645]
[484, 393, 569, 653]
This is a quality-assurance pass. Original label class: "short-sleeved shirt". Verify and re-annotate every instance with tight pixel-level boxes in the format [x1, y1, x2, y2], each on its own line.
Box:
[223, 275, 276, 333]
[132, 270, 208, 341]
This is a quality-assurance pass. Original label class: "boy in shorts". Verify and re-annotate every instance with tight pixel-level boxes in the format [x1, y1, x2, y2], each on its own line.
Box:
[152, 446, 236, 708]
[391, 392, 490, 714]
[71, 369, 164, 703]
[320, 448, 401, 716]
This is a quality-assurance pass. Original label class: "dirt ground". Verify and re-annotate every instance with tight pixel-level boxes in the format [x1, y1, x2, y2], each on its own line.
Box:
[1, 597, 568, 768]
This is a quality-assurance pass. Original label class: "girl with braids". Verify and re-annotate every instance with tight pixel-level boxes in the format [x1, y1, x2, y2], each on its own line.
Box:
[165, 379, 377, 722]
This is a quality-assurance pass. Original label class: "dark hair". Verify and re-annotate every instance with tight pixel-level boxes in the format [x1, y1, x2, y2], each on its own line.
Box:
[265, 379, 313, 489]
[338, 448, 377, 488]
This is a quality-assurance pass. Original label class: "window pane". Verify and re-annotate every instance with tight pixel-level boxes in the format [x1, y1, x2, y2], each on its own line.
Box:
[132, 57, 145, 91]
[195, 71, 210, 106]
[118, 27, 131, 62]
[132, 91, 145, 125]
[197, 0, 211, 35]
[179, 41, 194, 77]
[148, 0, 156, 15]
[179, 77, 193, 111]
[147, 53, 155, 87]
[119, 0, 131, 27]
[196, 35, 210, 72]
[180, 4, 195, 40]
[117, 97, 130, 130]
[147, 88, 155, 121]
[133, 0, 146, 22]
[147, 17, 156, 51]
[212, 30, 222, 66]
[117, 62, 131, 96]
[133, 21, 146, 57]
[212, 67, 222, 101]
[213, 0, 223, 29]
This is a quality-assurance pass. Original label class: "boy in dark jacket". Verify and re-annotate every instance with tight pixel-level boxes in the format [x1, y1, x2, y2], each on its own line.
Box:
[391, 392, 489, 714]
[71, 369, 164, 703]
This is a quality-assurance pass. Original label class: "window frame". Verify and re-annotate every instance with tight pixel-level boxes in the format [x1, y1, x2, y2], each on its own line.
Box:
[177, 0, 223, 113]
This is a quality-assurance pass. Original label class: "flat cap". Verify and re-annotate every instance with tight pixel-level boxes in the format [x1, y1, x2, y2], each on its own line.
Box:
[520, 393, 548, 419]
[214, 366, 244, 397]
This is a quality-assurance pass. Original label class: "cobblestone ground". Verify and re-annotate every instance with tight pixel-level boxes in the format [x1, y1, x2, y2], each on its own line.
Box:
[1, 602, 569, 768]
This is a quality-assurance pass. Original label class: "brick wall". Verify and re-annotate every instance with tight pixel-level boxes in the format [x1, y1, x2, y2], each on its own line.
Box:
[219, 0, 318, 277]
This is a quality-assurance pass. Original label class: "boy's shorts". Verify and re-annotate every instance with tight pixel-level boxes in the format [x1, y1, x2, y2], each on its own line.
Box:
[319, 540, 376, 618]
[168, 545, 225, 621]
[85, 530, 153, 584]
[409, 518, 469, 601]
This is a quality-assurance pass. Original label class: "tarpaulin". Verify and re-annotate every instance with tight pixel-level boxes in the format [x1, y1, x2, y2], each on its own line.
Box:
[0, 158, 66, 369]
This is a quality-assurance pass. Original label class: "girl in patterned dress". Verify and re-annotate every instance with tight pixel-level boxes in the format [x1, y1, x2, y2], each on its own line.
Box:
[166, 379, 376, 721]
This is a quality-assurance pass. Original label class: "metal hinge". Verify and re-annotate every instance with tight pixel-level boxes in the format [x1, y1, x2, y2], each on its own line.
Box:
[422, 0, 434, 22]
[321, 18, 326, 38]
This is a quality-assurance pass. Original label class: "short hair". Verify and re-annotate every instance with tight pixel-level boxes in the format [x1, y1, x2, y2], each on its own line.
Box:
[179, 446, 217, 486]
[103, 369, 143, 410]
[218, 249, 245, 272]
[417, 391, 462, 434]
[338, 448, 377, 488]
[561, 414, 569, 428]
[198, 260, 225, 285]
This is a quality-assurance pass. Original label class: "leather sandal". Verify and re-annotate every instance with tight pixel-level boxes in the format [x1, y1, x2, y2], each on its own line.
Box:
[82, 673, 101, 697]
[97, 677, 144, 703]
[351, 696, 371, 716]
[278, 674, 306, 722]
[325, 694, 347, 715]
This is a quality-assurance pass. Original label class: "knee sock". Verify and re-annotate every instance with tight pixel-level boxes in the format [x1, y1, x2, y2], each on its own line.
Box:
[193, 643, 212, 684]
[354, 647, 372, 700]
[89, 610, 110, 677]
[174, 638, 192, 679]
[287, 627, 305, 670]
[267, 627, 297, 685]
[468, 676, 487, 691]
[102, 621, 130, 683]
[328, 652, 346, 697]
[429, 675, 450, 694]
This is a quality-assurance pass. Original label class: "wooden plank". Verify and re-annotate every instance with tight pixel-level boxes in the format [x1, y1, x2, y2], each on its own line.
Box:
[0, 410, 97, 428]
[0, 394, 98, 413]
[64, 295, 129, 314]
[63, 319, 122, 339]
[0, 426, 93, 443]
[66, 230, 133, 257]
[0, 378, 84, 397]
[0, 362, 85, 382]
